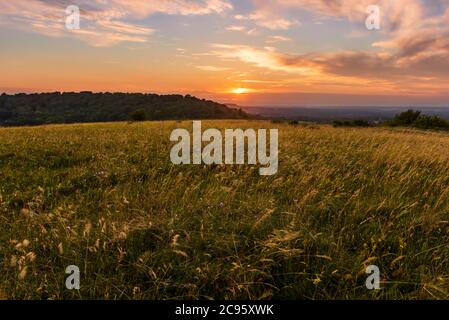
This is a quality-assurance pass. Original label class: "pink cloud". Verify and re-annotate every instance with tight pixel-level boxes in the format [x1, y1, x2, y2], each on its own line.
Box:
[0, 0, 233, 46]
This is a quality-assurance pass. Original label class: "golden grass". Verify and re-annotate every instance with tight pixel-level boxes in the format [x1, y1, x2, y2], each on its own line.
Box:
[1, 120, 449, 299]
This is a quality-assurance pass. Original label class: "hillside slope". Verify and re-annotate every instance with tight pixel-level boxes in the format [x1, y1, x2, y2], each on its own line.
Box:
[1, 121, 449, 299]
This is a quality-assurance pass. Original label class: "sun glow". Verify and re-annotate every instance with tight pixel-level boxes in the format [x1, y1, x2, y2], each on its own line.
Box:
[231, 88, 250, 94]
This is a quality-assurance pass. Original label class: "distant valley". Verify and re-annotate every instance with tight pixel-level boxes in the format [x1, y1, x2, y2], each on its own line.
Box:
[240, 106, 449, 123]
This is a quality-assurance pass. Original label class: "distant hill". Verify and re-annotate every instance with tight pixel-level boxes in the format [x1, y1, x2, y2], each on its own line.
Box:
[241, 106, 449, 123]
[0, 92, 249, 126]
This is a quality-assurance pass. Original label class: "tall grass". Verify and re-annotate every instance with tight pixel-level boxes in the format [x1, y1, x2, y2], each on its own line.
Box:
[1, 121, 449, 299]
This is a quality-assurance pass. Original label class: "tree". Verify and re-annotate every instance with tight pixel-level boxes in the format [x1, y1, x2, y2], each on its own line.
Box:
[413, 115, 449, 129]
[130, 109, 147, 121]
[391, 109, 421, 126]
[0, 92, 249, 126]
[388, 110, 449, 130]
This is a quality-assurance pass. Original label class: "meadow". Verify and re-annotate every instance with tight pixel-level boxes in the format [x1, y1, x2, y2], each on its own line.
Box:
[1, 120, 449, 299]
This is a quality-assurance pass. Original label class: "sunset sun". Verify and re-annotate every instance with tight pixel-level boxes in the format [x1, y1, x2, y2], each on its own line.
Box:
[231, 88, 250, 94]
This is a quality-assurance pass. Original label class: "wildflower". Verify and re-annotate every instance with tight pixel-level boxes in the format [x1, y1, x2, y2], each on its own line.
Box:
[84, 222, 92, 236]
[20, 208, 32, 218]
[313, 276, 322, 286]
[40, 225, 48, 234]
[171, 234, 180, 248]
[18, 267, 27, 280]
[26, 252, 36, 263]
[10, 255, 17, 267]
[133, 287, 141, 296]
[58, 243, 64, 255]
[118, 232, 127, 240]
[173, 250, 188, 258]
[117, 248, 126, 262]
[22, 239, 30, 248]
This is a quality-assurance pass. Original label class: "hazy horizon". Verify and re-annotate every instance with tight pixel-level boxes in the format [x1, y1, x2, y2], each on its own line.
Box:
[2, 89, 449, 108]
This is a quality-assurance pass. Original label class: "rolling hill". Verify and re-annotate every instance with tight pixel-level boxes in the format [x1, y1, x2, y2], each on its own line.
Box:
[0, 92, 249, 126]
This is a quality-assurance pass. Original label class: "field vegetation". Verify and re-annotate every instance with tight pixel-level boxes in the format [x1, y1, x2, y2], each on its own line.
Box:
[1, 121, 449, 299]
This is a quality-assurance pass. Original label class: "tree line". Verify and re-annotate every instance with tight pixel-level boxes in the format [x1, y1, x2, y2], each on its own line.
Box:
[333, 109, 449, 130]
[0, 92, 249, 126]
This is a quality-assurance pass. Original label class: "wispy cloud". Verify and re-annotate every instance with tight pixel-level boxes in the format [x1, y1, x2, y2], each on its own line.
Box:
[196, 65, 230, 72]
[209, 44, 320, 75]
[108, 0, 233, 17]
[226, 25, 247, 32]
[273, 0, 424, 31]
[208, 31, 449, 95]
[0, 0, 233, 46]
[212, 0, 449, 95]
[226, 25, 258, 36]
[234, 12, 298, 30]
[266, 35, 292, 43]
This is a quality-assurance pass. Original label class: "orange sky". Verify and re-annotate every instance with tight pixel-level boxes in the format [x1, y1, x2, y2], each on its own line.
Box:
[1, 0, 449, 106]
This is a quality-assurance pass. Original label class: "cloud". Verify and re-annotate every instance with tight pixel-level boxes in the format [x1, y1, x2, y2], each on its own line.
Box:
[225, 25, 259, 36]
[196, 65, 230, 72]
[108, 0, 233, 17]
[266, 35, 292, 43]
[211, 0, 449, 94]
[238, 0, 442, 36]
[226, 25, 247, 32]
[208, 37, 449, 95]
[0, 0, 233, 46]
[235, 11, 298, 30]
[210, 44, 321, 75]
[274, 0, 424, 32]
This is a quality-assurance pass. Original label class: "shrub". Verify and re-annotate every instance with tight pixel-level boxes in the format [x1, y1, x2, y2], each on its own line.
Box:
[387, 110, 449, 130]
[413, 115, 449, 130]
[130, 109, 147, 121]
[333, 120, 371, 127]
[389, 109, 421, 126]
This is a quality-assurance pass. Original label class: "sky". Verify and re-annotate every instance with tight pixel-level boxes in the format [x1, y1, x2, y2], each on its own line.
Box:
[1, 0, 449, 106]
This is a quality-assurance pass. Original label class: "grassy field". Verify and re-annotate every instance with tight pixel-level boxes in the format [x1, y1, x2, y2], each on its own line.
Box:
[1, 120, 449, 299]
